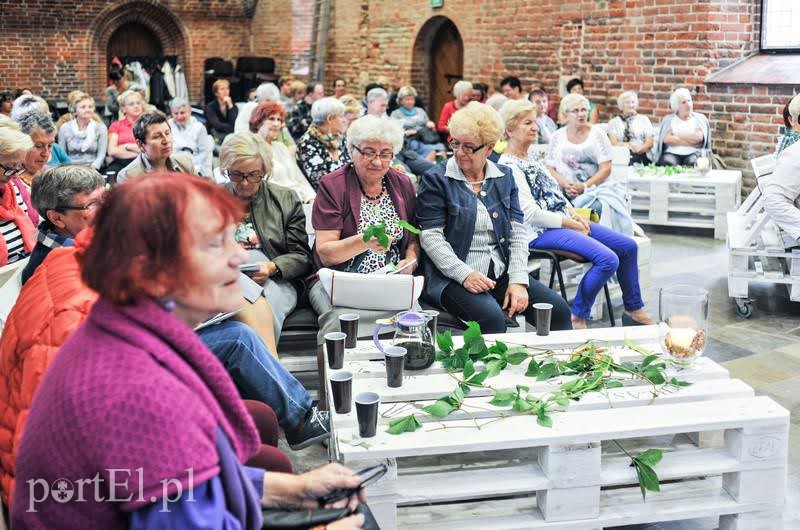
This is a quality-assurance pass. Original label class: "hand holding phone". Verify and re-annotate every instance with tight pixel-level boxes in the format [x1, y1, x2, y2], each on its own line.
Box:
[317, 463, 387, 506]
[239, 263, 261, 273]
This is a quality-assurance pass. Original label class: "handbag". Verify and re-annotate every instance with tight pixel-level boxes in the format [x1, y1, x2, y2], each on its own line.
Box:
[416, 127, 441, 145]
[262, 503, 381, 529]
[317, 268, 423, 311]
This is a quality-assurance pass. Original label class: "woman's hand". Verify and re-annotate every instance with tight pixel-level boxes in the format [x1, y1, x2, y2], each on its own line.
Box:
[263, 463, 365, 511]
[404, 129, 416, 137]
[564, 182, 585, 198]
[249, 261, 278, 284]
[394, 257, 417, 274]
[327, 514, 366, 529]
[426, 120, 436, 130]
[502, 283, 529, 317]
[563, 216, 589, 235]
[463, 271, 495, 294]
[364, 235, 392, 254]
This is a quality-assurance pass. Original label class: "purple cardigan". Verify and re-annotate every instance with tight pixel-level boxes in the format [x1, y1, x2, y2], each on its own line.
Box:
[12, 297, 261, 529]
[311, 163, 416, 272]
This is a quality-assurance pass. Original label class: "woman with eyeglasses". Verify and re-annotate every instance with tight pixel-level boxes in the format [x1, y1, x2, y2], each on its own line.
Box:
[310, 114, 420, 343]
[250, 100, 315, 203]
[417, 102, 571, 333]
[220, 131, 313, 339]
[0, 125, 37, 266]
[296, 97, 351, 190]
[546, 93, 634, 236]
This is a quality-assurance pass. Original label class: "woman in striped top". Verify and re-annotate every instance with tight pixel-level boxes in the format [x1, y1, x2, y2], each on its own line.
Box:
[0, 126, 36, 265]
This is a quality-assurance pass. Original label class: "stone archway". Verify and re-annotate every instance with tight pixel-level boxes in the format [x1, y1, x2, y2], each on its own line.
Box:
[87, 0, 189, 99]
[411, 16, 464, 125]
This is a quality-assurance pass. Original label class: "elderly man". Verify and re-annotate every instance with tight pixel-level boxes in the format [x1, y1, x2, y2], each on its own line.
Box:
[365, 87, 389, 117]
[116, 111, 195, 183]
[20, 165, 105, 284]
[168, 98, 213, 176]
[763, 94, 800, 247]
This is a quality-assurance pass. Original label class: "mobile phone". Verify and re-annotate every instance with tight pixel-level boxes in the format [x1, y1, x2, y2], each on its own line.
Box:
[317, 463, 388, 506]
[239, 263, 261, 273]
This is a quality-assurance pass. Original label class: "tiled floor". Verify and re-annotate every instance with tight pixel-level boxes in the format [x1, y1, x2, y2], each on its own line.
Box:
[283, 226, 800, 528]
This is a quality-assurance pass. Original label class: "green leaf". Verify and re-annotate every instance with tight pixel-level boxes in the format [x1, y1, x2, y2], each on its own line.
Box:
[386, 414, 422, 435]
[525, 359, 541, 377]
[515, 384, 530, 394]
[536, 362, 560, 381]
[489, 390, 516, 407]
[485, 359, 506, 378]
[463, 321, 482, 348]
[505, 349, 529, 365]
[488, 341, 508, 355]
[560, 378, 585, 393]
[640, 354, 659, 369]
[636, 462, 661, 495]
[604, 380, 624, 389]
[436, 330, 454, 353]
[450, 385, 465, 404]
[512, 396, 535, 413]
[397, 219, 421, 234]
[669, 377, 692, 387]
[536, 409, 553, 428]
[625, 338, 655, 358]
[423, 399, 456, 418]
[459, 383, 471, 395]
[643, 368, 665, 385]
[551, 395, 570, 407]
[635, 448, 663, 467]
[463, 359, 476, 380]
[466, 369, 489, 386]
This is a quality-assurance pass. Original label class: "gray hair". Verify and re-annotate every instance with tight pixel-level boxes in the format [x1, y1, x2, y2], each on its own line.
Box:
[31, 165, 104, 219]
[18, 109, 55, 136]
[219, 131, 273, 179]
[346, 115, 404, 154]
[366, 87, 388, 103]
[669, 88, 692, 113]
[10, 95, 49, 122]
[789, 94, 800, 124]
[310, 96, 346, 125]
[485, 93, 508, 112]
[559, 93, 590, 117]
[453, 80, 473, 98]
[617, 90, 638, 110]
[169, 97, 190, 112]
[255, 83, 280, 102]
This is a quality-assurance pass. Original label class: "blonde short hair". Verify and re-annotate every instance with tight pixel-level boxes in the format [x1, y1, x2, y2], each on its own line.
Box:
[789, 94, 800, 124]
[397, 86, 417, 100]
[559, 93, 590, 116]
[500, 99, 537, 137]
[0, 114, 21, 131]
[0, 126, 34, 158]
[212, 78, 230, 95]
[220, 131, 273, 180]
[453, 80, 473, 98]
[69, 91, 94, 114]
[616, 90, 638, 110]
[339, 94, 362, 118]
[290, 80, 307, 99]
[117, 89, 143, 109]
[669, 88, 692, 112]
[346, 115, 404, 154]
[448, 102, 504, 145]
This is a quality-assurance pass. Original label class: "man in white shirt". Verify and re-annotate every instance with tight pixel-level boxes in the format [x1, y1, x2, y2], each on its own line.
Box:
[168, 98, 212, 176]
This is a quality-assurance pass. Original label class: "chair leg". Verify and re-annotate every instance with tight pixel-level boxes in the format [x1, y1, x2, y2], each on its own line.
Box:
[554, 260, 568, 301]
[603, 283, 616, 327]
[316, 344, 328, 410]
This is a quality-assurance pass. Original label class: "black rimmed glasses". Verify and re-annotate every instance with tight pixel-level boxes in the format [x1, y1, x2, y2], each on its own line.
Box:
[448, 140, 487, 154]
[56, 198, 104, 212]
[224, 169, 266, 183]
[0, 162, 25, 178]
[353, 145, 394, 162]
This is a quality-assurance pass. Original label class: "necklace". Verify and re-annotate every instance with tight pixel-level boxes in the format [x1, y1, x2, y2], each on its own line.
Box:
[359, 176, 386, 201]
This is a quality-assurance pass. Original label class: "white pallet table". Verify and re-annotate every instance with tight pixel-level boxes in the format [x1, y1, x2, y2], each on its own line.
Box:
[328, 326, 789, 530]
[624, 168, 742, 240]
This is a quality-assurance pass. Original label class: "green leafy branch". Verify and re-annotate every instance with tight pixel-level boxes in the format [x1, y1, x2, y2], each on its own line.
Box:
[362, 217, 420, 248]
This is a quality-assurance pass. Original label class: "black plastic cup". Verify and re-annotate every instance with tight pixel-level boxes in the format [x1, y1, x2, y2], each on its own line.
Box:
[424, 310, 439, 341]
[355, 392, 380, 438]
[533, 303, 553, 336]
[330, 370, 353, 414]
[325, 332, 347, 369]
[339, 313, 360, 348]
[384, 346, 407, 388]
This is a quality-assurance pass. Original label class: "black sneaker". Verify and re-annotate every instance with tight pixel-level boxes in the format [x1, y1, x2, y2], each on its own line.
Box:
[285, 407, 330, 450]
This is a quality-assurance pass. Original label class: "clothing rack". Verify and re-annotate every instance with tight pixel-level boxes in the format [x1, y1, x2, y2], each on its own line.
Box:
[115, 55, 178, 71]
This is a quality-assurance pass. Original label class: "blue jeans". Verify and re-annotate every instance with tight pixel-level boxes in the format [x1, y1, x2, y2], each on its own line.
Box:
[198, 320, 312, 430]
[440, 273, 572, 334]
[530, 223, 644, 319]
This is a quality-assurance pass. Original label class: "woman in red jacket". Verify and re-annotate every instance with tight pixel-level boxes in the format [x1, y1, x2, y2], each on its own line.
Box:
[0, 125, 36, 266]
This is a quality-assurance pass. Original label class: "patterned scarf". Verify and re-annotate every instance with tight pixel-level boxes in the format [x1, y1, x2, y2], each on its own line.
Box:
[308, 124, 343, 152]
[619, 113, 637, 143]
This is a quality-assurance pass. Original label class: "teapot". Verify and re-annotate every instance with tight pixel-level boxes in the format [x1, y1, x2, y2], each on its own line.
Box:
[373, 311, 435, 370]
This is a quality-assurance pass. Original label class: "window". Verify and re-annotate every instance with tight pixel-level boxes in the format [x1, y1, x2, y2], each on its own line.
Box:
[761, 0, 800, 52]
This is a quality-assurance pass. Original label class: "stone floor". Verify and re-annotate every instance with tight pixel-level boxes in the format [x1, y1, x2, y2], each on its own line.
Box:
[281, 226, 800, 529]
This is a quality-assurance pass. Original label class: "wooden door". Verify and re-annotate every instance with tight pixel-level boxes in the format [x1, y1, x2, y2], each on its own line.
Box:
[429, 21, 463, 126]
[107, 22, 163, 62]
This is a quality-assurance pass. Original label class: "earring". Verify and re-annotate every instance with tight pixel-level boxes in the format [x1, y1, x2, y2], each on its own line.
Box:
[163, 299, 176, 312]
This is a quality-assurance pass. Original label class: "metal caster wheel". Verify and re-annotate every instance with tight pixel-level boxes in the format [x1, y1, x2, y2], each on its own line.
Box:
[734, 298, 753, 319]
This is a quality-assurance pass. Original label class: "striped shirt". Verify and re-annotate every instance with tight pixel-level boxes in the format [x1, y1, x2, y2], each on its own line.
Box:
[1, 184, 30, 263]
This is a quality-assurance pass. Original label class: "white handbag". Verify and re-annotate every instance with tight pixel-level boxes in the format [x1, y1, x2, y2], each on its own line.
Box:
[317, 268, 424, 311]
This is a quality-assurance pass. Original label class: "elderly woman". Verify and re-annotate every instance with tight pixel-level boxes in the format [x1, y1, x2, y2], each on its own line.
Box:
[437, 80, 474, 135]
[417, 102, 571, 333]
[106, 89, 144, 174]
[57, 93, 108, 171]
[546, 93, 633, 235]
[296, 96, 351, 190]
[310, 115, 419, 342]
[389, 85, 445, 161]
[17, 110, 60, 188]
[220, 131, 313, 339]
[776, 99, 800, 157]
[205, 78, 238, 143]
[607, 91, 654, 165]
[559, 79, 600, 125]
[499, 100, 654, 329]
[0, 126, 36, 266]
[11, 173, 365, 529]
[168, 97, 213, 176]
[654, 87, 711, 166]
[249, 100, 315, 203]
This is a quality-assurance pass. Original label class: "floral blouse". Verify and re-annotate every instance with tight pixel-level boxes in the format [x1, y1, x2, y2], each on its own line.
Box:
[353, 194, 402, 274]
[296, 132, 351, 190]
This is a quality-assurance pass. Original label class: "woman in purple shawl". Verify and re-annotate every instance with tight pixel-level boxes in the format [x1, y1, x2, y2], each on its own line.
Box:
[12, 173, 365, 529]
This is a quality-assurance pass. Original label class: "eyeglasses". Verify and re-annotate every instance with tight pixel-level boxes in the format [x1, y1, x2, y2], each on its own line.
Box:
[448, 140, 487, 154]
[56, 198, 104, 212]
[0, 162, 25, 178]
[567, 108, 589, 115]
[353, 145, 393, 162]
[224, 169, 265, 183]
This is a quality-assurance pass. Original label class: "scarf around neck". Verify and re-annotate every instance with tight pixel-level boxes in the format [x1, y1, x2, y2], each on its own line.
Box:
[0, 180, 36, 265]
[66, 118, 98, 153]
[308, 124, 343, 151]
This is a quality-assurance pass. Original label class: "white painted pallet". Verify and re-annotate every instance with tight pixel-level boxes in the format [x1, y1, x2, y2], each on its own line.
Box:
[624, 168, 742, 240]
[328, 327, 789, 530]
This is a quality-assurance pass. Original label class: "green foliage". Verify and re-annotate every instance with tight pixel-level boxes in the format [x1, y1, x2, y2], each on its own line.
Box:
[632, 448, 664, 500]
[397, 219, 421, 234]
[386, 414, 422, 435]
[362, 218, 421, 248]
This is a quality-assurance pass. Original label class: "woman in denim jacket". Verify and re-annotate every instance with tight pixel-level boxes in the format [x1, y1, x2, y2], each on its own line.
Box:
[417, 102, 571, 333]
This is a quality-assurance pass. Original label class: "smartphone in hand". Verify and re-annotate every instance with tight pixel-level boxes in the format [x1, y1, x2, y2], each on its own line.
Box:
[239, 263, 261, 273]
[317, 463, 388, 506]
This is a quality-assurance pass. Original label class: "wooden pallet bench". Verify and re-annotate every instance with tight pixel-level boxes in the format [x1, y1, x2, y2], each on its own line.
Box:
[327, 326, 789, 530]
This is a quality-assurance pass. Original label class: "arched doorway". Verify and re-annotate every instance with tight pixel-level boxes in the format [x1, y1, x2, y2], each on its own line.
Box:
[107, 22, 163, 63]
[411, 17, 464, 125]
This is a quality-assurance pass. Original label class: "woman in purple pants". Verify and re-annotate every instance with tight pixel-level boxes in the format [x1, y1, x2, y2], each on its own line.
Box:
[498, 100, 655, 329]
